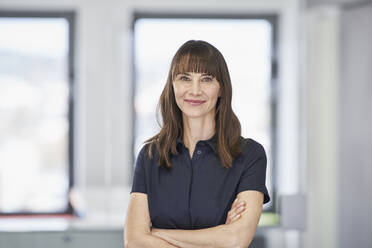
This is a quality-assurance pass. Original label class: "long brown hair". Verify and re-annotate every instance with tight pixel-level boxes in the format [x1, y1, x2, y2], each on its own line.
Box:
[145, 40, 243, 168]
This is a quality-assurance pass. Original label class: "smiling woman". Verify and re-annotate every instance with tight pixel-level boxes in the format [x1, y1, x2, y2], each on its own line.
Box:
[173, 71, 221, 158]
[133, 20, 275, 209]
[124, 40, 270, 248]
[173, 72, 220, 121]
[145, 40, 243, 168]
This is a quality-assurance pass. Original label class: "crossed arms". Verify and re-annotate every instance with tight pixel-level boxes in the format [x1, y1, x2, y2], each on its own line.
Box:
[124, 190, 263, 248]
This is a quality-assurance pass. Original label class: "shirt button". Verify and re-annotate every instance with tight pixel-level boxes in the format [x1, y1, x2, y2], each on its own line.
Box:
[197, 150, 202, 155]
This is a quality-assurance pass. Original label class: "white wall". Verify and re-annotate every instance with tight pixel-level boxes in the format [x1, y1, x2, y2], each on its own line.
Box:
[302, 5, 340, 248]
[302, 1, 372, 248]
[339, 3, 372, 247]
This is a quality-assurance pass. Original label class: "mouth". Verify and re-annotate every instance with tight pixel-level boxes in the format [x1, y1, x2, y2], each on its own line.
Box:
[184, 99, 206, 106]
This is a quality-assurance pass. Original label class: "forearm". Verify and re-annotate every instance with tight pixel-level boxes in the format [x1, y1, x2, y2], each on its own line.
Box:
[126, 233, 179, 248]
[151, 224, 237, 248]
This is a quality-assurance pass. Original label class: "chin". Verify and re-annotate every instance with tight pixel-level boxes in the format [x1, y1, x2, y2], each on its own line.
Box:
[182, 110, 209, 119]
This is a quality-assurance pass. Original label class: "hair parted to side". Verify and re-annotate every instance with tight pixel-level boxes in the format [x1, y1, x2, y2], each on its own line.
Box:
[145, 40, 243, 169]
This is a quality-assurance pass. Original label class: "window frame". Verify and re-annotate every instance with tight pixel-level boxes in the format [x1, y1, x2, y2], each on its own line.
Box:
[0, 10, 76, 216]
[131, 12, 279, 213]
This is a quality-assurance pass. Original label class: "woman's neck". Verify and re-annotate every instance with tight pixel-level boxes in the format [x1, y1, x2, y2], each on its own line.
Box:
[182, 113, 216, 153]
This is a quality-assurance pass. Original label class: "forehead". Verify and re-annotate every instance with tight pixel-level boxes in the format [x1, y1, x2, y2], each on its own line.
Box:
[172, 53, 218, 78]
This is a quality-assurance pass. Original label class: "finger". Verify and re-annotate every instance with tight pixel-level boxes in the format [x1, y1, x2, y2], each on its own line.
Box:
[227, 211, 232, 219]
[231, 214, 241, 222]
[226, 213, 232, 224]
[227, 209, 236, 220]
[226, 210, 235, 224]
[231, 198, 241, 209]
[226, 200, 245, 224]
[225, 217, 231, 224]
[231, 201, 246, 214]
[232, 204, 246, 216]
[227, 213, 241, 225]
[227, 205, 244, 223]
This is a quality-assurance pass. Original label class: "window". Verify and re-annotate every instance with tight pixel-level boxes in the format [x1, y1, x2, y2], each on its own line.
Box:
[132, 13, 278, 211]
[0, 12, 75, 215]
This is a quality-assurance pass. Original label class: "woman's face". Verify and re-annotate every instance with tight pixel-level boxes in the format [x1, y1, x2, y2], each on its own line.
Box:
[173, 72, 221, 119]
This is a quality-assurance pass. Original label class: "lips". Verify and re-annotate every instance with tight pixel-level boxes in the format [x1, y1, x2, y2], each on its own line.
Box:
[184, 99, 206, 103]
[184, 99, 206, 106]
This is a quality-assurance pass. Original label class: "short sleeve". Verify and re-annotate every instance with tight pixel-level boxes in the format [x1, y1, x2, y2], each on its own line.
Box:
[130, 146, 148, 194]
[237, 140, 270, 204]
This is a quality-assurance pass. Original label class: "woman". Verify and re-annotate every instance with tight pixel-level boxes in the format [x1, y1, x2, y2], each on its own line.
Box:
[124, 40, 270, 248]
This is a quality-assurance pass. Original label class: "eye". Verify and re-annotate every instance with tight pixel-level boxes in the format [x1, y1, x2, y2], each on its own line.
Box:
[202, 76, 213, 82]
[179, 75, 190, 81]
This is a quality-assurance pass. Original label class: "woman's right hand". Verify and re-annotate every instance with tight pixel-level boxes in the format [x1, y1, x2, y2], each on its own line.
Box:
[225, 198, 246, 225]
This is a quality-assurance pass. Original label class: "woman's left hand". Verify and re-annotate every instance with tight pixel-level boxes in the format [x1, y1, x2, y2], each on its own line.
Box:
[225, 198, 246, 225]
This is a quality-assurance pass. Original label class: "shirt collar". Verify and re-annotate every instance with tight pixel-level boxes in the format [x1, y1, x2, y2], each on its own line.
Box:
[176, 133, 218, 154]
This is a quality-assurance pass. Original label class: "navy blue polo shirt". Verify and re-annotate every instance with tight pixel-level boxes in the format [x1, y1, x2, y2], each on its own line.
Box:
[130, 133, 270, 230]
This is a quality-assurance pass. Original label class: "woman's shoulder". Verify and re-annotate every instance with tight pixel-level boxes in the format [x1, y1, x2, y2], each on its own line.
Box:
[136, 140, 160, 164]
[239, 136, 266, 158]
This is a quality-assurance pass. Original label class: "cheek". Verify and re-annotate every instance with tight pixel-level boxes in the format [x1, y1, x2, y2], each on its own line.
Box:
[207, 87, 220, 101]
[173, 84, 186, 98]
[172, 84, 184, 108]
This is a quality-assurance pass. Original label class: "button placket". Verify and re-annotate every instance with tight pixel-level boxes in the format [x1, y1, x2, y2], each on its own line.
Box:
[192, 142, 205, 160]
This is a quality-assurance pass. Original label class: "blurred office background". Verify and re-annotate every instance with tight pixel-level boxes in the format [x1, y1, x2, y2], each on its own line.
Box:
[0, 0, 371, 247]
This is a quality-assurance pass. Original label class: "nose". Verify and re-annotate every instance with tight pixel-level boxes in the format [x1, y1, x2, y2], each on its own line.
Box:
[191, 78, 202, 95]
